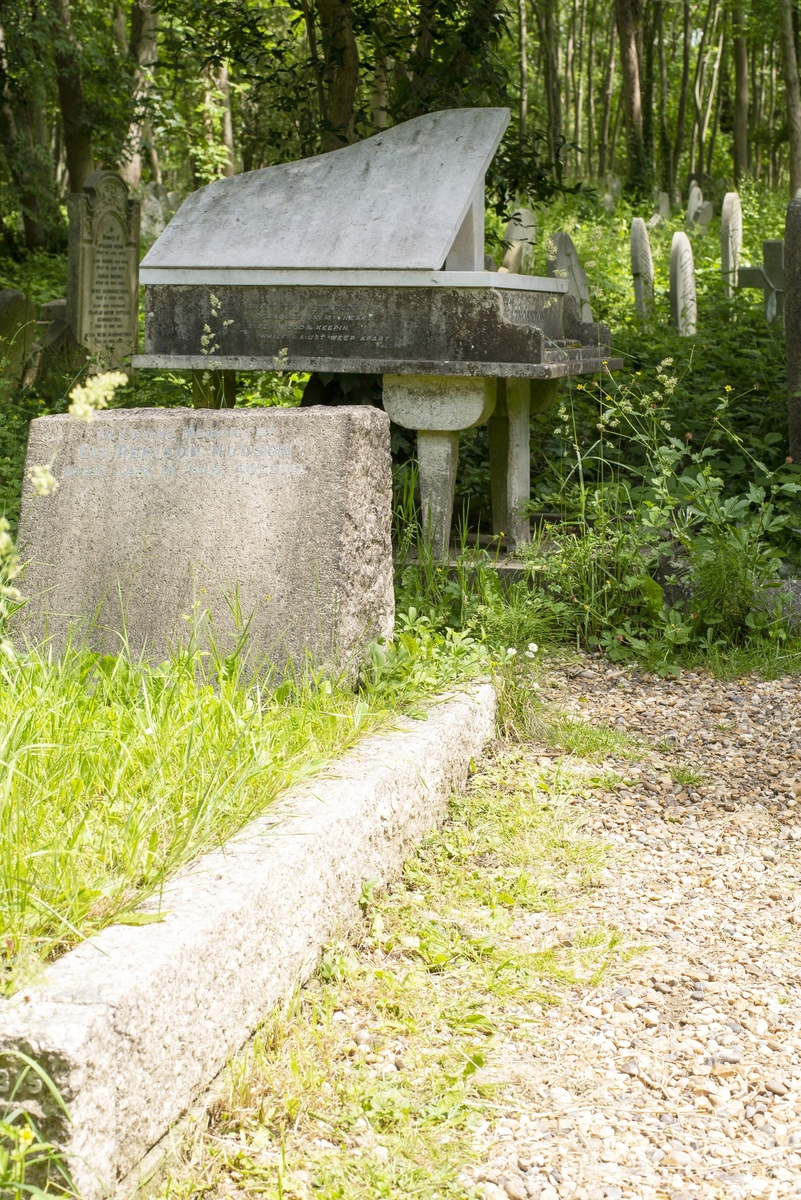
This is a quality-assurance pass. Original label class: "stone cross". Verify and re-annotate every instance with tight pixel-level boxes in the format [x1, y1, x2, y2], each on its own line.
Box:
[630, 218, 654, 316]
[720, 192, 743, 297]
[737, 240, 784, 323]
[670, 231, 697, 335]
[546, 232, 593, 322]
[67, 170, 140, 369]
[786, 200, 801, 459]
[500, 208, 536, 273]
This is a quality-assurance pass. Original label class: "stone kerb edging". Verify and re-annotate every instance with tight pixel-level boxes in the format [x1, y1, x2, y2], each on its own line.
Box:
[0, 684, 496, 1200]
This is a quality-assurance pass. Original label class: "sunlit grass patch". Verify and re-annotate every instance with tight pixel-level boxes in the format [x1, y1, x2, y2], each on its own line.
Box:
[535, 712, 643, 760]
[0, 617, 488, 991]
[158, 750, 620, 1200]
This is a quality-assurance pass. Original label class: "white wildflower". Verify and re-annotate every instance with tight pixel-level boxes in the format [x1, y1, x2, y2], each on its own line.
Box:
[68, 372, 127, 422]
[506, 647, 517, 657]
[27, 463, 59, 495]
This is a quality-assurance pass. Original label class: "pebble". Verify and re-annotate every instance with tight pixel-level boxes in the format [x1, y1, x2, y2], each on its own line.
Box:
[469, 658, 801, 1200]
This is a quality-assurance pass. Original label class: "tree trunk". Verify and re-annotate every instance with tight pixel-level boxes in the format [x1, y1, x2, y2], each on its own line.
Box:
[779, 0, 801, 194]
[534, 0, 562, 160]
[732, 0, 749, 181]
[519, 0, 528, 141]
[642, 0, 655, 186]
[316, 0, 359, 149]
[673, 0, 691, 184]
[0, 25, 61, 249]
[586, 0, 596, 177]
[597, 26, 615, 177]
[615, 0, 647, 193]
[656, 0, 672, 191]
[49, 0, 93, 193]
[119, 0, 158, 190]
[216, 63, 235, 176]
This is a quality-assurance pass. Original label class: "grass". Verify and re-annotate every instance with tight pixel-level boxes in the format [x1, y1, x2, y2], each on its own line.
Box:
[155, 739, 635, 1200]
[0, 614, 487, 994]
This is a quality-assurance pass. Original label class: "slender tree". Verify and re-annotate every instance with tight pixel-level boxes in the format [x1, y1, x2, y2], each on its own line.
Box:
[779, 0, 801, 194]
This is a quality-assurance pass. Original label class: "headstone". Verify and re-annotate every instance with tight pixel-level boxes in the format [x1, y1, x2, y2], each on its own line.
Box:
[483, 253, 498, 272]
[737, 240, 784, 323]
[0, 289, 36, 389]
[657, 191, 671, 218]
[670, 231, 697, 335]
[40, 298, 67, 322]
[686, 181, 703, 224]
[720, 192, 743, 296]
[630, 218, 654, 316]
[67, 170, 140, 370]
[17, 406, 394, 665]
[546, 232, 593, 323]
[786, 199, 801, 459]
[501, 207, 536, 273]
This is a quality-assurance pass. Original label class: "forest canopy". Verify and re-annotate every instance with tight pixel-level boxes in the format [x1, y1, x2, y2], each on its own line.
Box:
[0, 0, 799, 254]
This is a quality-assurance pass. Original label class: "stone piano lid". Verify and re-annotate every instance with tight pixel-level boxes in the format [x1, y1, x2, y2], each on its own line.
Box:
[140, 108, 517, 278]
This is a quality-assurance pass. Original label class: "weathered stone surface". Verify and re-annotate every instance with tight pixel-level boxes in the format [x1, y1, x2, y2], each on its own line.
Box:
[686, 181, 704, 224]
[0, 288, 36, 388]
[786, 200, 801, 460]
[0, 683, 496, 1200]
[630, 218, 653, 316]
[669, 231, 697, 336]
[17, 406, 393, 667]
[546, 232, 593, 323]
[721, 191, 743, 296]
[738, 239, 785, 323]
[67, 170, 140, 369]
[139, 282, 613, 378]
[141, 109, 509, 272]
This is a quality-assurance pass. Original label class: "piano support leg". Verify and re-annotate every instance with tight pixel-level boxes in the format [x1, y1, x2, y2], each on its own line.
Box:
[417, 431, 460, 559]
[487, 378, 557, 552]
[382, 374, 496, 559]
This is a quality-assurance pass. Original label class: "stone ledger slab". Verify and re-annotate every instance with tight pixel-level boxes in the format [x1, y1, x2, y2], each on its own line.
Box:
[139, 283, 611, 378]
[0, 683, 496, 1200]
[17, 406, 393, 666]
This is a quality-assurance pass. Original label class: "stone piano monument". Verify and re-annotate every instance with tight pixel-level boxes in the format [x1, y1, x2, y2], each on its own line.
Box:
[134, 108, 620, 555]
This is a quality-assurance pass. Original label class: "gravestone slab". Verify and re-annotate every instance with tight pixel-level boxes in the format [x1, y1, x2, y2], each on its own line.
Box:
[687, 182, 704, 224]
[546, 232, 593, 323]
[17, 406, 393, 666]
[786, 199, 801, 459]
[0, 289, 36, 388]
[67, 171, 140, 369]
[501, 207, 536, 273]
[657, 191, 671, 218]
[630, 218, 654, 315]
[670, 231, 697, 335]
[721, 192, 743, 296]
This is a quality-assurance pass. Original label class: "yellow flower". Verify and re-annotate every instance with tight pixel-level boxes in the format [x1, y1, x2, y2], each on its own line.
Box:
[724, 384, 732, 393]
[18, 1125, 34, 1148]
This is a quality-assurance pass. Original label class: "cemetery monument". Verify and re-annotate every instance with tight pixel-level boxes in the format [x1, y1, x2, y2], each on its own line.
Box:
[720, 192, 743, 297]
[785, 199, 801, 459]
[0, 289, 36, 388]
[630, 218, 654, 316]
[67, 170, 140, 369]
[546, 231, 594, 323]
[133, 108, 619, 556]
[670, 232, 697, 336]
[500, 207, 536, 273]
[18, 406, 394, 665]
[738, 240, 784, 324]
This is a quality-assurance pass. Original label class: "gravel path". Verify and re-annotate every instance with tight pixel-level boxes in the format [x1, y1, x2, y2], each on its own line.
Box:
[469, 661, 801, 1200]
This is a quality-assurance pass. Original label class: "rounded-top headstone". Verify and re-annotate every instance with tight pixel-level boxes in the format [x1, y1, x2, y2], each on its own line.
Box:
[501, 207, 536, 273]
[721, 192, 743, 295]
[670, 231, 697, 336]
[630, 218, 654, 315]
[687, 181, 704, 225]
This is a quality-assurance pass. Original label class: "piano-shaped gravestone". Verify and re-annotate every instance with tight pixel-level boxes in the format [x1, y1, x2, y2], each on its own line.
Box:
[135, 108, 620, 556]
